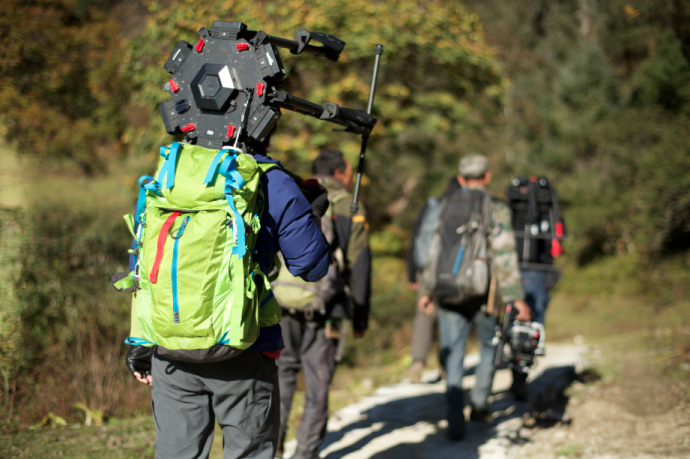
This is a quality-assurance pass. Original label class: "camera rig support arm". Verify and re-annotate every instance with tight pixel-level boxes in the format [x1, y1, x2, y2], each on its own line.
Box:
[267, 91, 376, 135]
[493, 303, 515, 369]
[260, 28, 345, 61]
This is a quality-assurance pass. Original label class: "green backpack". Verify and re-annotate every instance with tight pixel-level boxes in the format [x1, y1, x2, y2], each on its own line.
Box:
[271, 187, 348, 315]
[115, 143, 281, 361]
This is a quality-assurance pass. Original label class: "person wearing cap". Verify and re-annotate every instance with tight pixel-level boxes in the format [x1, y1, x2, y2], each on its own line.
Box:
[417, 154, 530, 441]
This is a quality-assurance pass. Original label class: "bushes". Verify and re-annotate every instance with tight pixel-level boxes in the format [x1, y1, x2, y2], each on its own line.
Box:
[0, 196, 151, 426]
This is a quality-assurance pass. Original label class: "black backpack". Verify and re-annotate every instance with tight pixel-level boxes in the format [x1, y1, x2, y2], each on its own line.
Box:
[505, 177, 565, 268]
[425, 188, 492, 305]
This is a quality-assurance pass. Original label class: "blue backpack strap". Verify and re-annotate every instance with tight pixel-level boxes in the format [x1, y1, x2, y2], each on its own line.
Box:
[171, 216, 191, 324]
[135, 176, 161, 226]
[124, 337, 156, 346]
[219, 151, 248, 258]
[158, 142, 181, 190]
[203, 149, 227, 185]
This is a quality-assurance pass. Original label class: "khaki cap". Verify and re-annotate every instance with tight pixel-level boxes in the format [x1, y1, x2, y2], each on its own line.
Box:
[458, 154, 489, 178]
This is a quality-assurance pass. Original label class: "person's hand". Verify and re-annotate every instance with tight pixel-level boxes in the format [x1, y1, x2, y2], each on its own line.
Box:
[126, 345, 154, 386]
[407, 282, 419, 291]
[134, 372, 153, 386]
[354, 330, 366, 338]
[513, 300, 532, 321]
[418, 295, 434, 316]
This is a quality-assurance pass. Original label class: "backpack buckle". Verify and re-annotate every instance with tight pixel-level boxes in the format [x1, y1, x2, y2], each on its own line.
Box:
[171, 216, 191, 239]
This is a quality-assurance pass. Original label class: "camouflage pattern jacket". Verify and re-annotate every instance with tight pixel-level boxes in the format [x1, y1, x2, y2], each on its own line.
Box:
[486, 193, 525, 304]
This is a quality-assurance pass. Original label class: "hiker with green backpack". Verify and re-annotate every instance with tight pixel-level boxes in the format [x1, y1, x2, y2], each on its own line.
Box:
[271, 149, 371, 459]
[112, 20, 382, 458]
[117, 142, 331, 459]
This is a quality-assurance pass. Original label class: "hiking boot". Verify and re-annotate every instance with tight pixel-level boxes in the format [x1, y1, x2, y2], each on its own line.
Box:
[409, 360, 424, 384]
[446, 387, 466, 441]
[446, 422, 465, 441]
[469, 405, 492, 423]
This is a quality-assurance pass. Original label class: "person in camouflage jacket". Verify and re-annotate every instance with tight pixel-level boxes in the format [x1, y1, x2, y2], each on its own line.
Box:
[418, 154, 530, 441]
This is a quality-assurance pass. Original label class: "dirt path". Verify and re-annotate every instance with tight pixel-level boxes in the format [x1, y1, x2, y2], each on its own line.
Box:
[515, 354, 690, 459]
[282, 344, 690, 459]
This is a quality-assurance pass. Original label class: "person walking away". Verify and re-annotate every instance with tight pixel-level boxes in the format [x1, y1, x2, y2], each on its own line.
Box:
[505, 176, 566, 399]
[272, 149, 372, 459]
[418, 154, 530, 441]
[125, 146, 331, 459]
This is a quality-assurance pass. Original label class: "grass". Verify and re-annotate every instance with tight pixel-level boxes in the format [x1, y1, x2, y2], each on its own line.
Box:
[1, 417, 156, 459]
[555, 444, 585, 457]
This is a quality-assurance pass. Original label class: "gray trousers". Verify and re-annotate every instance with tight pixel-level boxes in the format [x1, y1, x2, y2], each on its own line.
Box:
[277, 313, 338, 459]
[410, 301, 438, 363]
[151, 350, 279, 459]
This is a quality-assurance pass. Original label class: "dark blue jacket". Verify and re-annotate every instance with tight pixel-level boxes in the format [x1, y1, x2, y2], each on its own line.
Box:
[252, 155, 329, 281]
[248, 155, 330, 353]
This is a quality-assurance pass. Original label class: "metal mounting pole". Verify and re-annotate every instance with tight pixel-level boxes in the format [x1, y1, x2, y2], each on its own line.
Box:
[350, 44, 383, 214]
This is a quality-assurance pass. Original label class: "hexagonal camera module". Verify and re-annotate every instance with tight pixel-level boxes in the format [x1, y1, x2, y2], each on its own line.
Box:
[190, 64, 239, 111]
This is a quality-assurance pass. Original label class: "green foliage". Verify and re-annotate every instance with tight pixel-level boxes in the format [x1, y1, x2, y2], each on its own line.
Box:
[0, 210, 24, 422]
[0, 0, 127, 174]
[123, 0, 505, 228]
[3, 0, 690, 429]
[342, 257, 416, 366]
[470, 0, 690, 263]
[0, 185, 151, 424]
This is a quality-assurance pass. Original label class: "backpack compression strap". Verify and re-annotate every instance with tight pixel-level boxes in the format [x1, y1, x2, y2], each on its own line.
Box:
[158, 143, 181, 190]
[150, 211, 181, 283]
[202, 147, 249, 259]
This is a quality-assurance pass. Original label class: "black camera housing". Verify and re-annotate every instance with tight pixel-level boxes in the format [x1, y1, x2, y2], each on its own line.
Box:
[159, 21, 375, 152]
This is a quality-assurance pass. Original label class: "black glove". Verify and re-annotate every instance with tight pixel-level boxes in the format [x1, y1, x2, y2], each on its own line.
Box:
[300, 179, 330, 218]
[310, 191, 330, 218]
[126, 345, 153, 377]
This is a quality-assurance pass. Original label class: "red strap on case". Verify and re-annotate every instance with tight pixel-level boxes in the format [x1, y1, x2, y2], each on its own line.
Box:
[150, 212, 181, 283]
[551, 239, 562, 258]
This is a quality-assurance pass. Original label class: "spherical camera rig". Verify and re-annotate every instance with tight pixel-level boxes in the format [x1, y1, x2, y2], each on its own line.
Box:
[159, 21, 381, 157]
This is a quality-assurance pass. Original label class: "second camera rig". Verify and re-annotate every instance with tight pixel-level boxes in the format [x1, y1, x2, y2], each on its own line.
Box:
[493, 304, 545, 374]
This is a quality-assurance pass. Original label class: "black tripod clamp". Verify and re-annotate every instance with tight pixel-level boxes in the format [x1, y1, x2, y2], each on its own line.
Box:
[350, 44, 384, 214]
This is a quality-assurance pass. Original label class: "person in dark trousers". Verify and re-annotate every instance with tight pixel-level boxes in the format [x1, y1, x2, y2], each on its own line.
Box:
[276, 149, 371, 459]
[507, 177, 566, 399]
[125, 148, 330, 459]
[417, 154, 531, 442]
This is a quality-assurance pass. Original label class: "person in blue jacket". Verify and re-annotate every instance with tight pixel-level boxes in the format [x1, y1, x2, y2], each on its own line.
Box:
[125, 147, 330, 459]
